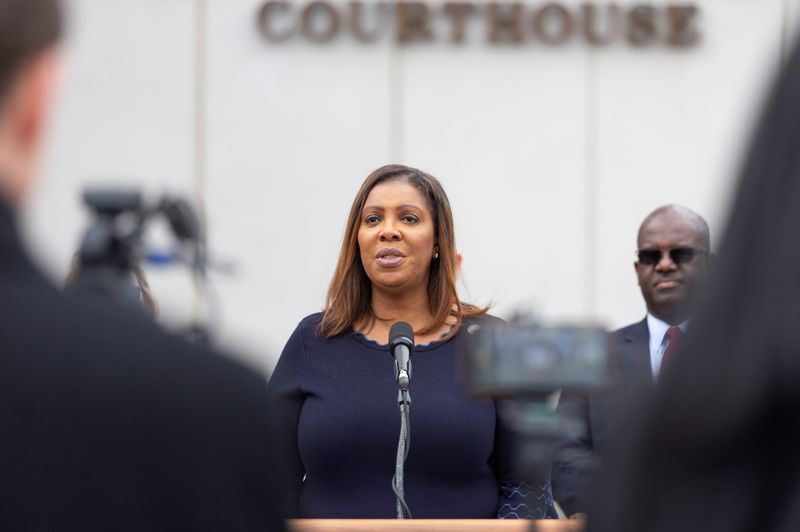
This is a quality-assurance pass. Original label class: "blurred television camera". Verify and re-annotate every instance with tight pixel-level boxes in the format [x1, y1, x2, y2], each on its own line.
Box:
[461, 314, 615, 475]
[67, 186, 212, 342]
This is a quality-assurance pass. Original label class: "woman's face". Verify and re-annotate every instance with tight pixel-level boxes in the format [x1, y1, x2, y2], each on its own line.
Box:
[357, 180, 436, 294]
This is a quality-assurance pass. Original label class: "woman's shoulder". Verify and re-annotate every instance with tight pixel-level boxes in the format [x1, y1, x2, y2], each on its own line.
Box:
[292, 312, 351, 342]
[297, 312, 324, 329]
[282, 312, 324, 343]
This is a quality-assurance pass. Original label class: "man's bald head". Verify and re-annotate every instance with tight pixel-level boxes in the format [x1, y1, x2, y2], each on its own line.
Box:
[637, 205, 710, 252]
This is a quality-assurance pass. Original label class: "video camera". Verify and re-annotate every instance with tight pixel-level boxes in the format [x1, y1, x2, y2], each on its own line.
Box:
[462, 320, 613, 399]
[461, 316, 615, 474]
[69, 186, 205, 320]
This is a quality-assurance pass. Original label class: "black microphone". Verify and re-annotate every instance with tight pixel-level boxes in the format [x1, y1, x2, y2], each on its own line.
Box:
[389, 321, 414, 519]
[389, 322, 414, 391]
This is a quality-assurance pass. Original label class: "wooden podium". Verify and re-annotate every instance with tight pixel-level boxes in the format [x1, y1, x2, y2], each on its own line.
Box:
[288, 519, 584, 532]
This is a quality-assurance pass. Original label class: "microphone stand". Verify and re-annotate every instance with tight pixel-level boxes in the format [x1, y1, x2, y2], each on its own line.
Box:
[392, 368, 412, 519]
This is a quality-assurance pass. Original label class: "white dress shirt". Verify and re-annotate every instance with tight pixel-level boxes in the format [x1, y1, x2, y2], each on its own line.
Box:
[647, 313, 689, 380]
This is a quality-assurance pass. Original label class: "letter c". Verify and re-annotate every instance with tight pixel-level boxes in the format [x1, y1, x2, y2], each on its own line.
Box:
[257, 1, 295, 43]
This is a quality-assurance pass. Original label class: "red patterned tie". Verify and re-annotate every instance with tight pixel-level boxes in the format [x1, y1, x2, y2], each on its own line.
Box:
[660, 326, 683, 371]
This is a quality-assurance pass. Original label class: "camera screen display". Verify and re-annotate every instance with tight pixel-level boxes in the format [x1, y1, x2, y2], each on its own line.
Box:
[461, 323, 614, 397]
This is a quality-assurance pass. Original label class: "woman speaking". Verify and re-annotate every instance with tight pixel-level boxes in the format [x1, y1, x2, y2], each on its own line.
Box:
[268, 164, 556, 519]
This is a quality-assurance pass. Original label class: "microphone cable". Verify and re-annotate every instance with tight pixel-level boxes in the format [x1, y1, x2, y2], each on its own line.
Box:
[392, 391, 412, 519]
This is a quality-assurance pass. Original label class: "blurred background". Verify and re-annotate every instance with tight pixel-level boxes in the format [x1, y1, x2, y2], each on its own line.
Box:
[24, 0, 799, 372]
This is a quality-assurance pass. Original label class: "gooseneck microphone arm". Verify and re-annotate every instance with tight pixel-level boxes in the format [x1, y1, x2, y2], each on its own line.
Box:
[389, 322, 414, 519]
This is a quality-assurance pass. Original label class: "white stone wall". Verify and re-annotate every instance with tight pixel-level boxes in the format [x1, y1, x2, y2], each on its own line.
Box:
[25, 0, 799, 372]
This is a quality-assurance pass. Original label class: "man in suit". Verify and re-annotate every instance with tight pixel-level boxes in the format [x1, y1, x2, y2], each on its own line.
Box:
[551, 205, 712, 518]
[0, 1, 284, 529]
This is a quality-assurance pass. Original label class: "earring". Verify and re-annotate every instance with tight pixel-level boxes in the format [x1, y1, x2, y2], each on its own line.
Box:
[434, 251, 440, 259]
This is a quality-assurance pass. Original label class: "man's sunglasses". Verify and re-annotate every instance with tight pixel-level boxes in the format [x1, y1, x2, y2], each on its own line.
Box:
[636, 247, 707, 266]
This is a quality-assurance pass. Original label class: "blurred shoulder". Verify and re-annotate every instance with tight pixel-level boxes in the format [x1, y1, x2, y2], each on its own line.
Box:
[0, 288, 271, 438]
[61, 293, 268, 396]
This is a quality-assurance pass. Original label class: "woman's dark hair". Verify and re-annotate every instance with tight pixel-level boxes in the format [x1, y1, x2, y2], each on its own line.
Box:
[319, 164, 486, 339]
[587, 37, 800, 532]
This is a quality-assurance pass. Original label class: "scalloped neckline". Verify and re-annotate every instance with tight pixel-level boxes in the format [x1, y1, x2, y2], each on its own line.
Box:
[349, 327, 455, 351]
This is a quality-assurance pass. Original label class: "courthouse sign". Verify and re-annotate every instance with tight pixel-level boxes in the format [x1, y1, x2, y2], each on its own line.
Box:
[256, 2, 701, 47]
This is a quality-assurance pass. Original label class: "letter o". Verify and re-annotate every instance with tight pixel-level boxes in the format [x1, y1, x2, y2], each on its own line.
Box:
[301, 2, 341, 43]
[532, 3, 574, 45]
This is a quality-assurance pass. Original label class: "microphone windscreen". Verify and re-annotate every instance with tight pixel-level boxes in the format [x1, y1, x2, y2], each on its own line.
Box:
[389, 321, 414, 349]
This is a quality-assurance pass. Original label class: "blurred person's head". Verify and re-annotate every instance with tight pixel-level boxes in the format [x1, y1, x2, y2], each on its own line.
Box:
[0, 0, 63, 207]
[634, 205, 711, 324]
[319, 163, 484, 339]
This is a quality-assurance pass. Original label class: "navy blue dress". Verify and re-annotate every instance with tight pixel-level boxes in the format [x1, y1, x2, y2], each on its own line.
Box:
[267, 313, 556, 519]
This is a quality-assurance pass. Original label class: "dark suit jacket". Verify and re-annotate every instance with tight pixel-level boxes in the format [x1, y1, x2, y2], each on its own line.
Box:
[552, 319, 652, 517]
[0, 199, 285, 531]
